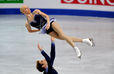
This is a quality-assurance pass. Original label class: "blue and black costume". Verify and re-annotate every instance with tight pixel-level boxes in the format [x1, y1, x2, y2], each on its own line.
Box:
[29, 14, 56, 34]
[41, 41, 58, 74]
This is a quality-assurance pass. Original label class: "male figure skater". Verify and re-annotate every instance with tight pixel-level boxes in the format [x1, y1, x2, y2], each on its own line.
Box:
[36, 37, 58, 74]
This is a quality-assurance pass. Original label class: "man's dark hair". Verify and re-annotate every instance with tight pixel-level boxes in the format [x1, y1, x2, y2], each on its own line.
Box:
[36, 60, 45, 72]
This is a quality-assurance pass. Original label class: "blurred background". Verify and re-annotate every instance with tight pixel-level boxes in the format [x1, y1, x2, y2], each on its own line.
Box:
[0, 0, 114, 74]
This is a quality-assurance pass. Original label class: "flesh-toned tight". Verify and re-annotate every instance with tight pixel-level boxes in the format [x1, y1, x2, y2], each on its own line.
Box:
[49, 22, 82, 48]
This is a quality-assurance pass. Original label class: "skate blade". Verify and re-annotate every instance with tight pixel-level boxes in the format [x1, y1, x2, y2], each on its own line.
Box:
[89, 38, 95, 47]
[78, 55, 81, 59]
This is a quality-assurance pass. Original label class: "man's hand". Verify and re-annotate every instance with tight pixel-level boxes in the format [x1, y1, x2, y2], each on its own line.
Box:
[37, 43, 43, 51]
[51, 37, 55, 42]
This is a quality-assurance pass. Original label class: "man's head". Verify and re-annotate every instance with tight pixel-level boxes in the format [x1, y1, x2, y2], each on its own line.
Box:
[36, 60, 48, 72]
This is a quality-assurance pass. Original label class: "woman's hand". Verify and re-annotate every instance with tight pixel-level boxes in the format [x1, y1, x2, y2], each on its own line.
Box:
[37, 43, 43, 51]
[45, 24, 50, 30]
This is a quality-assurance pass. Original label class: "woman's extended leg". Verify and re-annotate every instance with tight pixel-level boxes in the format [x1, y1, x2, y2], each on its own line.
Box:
[51, 22, 94, 46]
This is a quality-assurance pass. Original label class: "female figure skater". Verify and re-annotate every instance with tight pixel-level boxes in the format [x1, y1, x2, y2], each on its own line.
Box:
[20, 5, 94, 58]
[36, 37, 58, 74]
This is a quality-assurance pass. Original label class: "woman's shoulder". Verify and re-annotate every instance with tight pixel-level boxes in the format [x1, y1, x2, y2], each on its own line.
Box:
[33, 9, 41, 14]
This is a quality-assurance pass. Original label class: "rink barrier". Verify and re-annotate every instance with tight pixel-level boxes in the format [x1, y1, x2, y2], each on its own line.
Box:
[0, 8, 114, 18]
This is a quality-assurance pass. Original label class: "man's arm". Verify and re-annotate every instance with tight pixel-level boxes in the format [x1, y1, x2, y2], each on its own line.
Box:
[38, 43, 53, 68]
[50, 37, 55, 65]
[50, 40, 55, 65]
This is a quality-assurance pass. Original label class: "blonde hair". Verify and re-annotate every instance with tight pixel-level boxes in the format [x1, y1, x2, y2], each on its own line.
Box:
[20, 7, 24, 13]
[20, 5, 28, 13]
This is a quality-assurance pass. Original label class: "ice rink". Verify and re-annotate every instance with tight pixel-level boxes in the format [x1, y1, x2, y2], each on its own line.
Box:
[0, 15, 114, 74]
